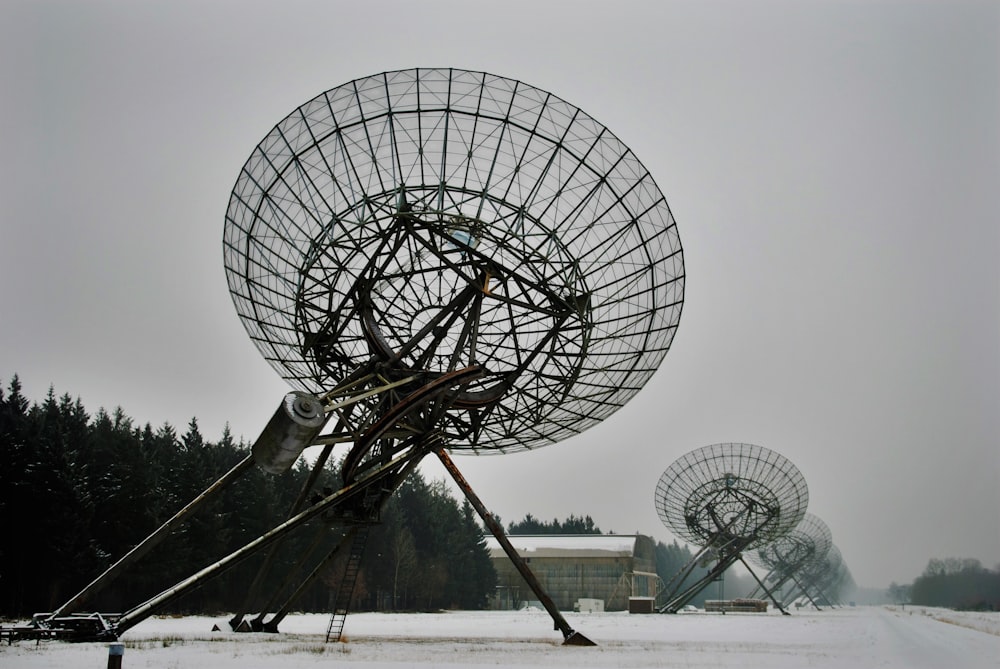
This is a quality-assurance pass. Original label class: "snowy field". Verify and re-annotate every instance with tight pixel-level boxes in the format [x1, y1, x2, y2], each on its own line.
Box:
[2, 606, 998, 669]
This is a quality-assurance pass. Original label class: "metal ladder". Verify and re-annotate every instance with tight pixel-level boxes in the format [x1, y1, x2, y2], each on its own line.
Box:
[324, 526, 370, 642]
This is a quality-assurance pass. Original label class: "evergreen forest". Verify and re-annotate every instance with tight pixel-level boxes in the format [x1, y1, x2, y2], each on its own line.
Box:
[0, 375, 496, 617]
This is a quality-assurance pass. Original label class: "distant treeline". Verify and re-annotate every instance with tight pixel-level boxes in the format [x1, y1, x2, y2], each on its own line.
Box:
[507, 513, 602, 535]
[896, 558, 1000, 611]
[0, 375, 496, 617]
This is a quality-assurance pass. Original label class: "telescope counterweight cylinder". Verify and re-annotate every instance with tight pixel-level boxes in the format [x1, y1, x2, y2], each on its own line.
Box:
[252, 391, 326, 474]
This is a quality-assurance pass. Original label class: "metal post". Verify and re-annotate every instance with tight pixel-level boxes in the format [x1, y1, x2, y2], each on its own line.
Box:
[435, 449, 595, 646]
[107, 643, 124, 669]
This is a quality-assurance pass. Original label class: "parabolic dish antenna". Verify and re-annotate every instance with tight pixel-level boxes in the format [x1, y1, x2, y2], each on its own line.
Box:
[18, 68, 687, 646]
[653, 442, 809, 613]
[18, 68, 686, 647]
[223, 67, 684, 453]
[14, 68, 687, 647]
[655, 442, 808, 550]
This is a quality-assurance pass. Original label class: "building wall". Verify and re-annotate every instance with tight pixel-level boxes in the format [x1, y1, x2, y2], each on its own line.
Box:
[490, 535, 658, 611]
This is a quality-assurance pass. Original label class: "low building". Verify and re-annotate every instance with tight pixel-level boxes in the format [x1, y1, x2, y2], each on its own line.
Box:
[486, 534, 659, 611]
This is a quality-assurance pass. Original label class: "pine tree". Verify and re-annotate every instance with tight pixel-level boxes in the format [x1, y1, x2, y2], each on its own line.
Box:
[452, 499, 497, 609]
[0, 375, 32, 613]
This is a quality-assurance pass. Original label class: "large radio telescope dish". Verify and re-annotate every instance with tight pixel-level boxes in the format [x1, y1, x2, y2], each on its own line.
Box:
[654, 442, 808, 550]
[224, 68, 684, 453]
[16, 68, 681, 645]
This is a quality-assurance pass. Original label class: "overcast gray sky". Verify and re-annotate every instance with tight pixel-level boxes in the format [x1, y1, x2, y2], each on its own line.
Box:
[2, 0, 997, 588]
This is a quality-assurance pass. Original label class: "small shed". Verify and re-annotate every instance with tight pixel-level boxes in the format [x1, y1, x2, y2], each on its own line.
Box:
[704, 598, 769, 613]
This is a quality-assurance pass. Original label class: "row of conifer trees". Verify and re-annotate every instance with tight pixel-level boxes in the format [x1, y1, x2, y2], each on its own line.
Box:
[0, 375, 498, 617]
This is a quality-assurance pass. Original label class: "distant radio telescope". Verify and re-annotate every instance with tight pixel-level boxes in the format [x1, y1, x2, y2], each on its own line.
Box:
[654, 442, 808, 613]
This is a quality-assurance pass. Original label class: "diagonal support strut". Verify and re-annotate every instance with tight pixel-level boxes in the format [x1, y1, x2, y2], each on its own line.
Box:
[435, 448, 596, 647]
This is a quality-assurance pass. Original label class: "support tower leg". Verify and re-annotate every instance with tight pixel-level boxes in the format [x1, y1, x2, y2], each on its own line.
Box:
[435, 449, 596, 647]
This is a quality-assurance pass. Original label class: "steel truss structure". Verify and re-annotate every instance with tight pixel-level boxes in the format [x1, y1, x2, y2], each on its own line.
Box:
[18, 69, 684, 645]
[782, 544, 852, 608]
[654, 443, 808, 614]
[746, 513, 832, 609]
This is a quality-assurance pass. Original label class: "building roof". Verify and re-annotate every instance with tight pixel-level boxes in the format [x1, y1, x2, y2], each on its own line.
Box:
[484, 534, 642, 559]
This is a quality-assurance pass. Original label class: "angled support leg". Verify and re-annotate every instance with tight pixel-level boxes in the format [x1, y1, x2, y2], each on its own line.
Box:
[737, 555, 789, 615]
[435, 448, 596, 647]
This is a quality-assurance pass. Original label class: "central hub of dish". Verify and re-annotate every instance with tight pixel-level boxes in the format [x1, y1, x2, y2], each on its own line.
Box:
[295, 186, 592, 426]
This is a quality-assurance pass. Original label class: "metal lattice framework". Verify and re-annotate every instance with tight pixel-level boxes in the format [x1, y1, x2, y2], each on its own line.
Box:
[224, 67, 684, 453]
[793, 543, 847, 603]
[655, 442, 808, 551]
[807, 544, 843, 584]
[750, 512, 832, 576]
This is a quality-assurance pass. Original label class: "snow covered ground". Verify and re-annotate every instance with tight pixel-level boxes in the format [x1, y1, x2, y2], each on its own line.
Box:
[2, 606, 997, 668]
